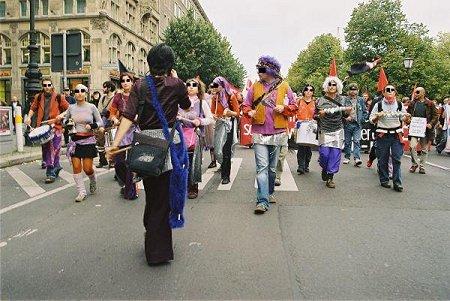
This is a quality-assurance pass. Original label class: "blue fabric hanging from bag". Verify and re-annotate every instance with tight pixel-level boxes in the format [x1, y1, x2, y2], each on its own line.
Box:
[145, 75, 189, 229]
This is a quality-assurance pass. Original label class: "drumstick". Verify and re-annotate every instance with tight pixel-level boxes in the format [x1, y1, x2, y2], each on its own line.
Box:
[109, 146, 132, 156]
[40, 119, 57, 124]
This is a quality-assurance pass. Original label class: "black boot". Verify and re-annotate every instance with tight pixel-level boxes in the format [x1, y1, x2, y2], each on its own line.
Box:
[96, 152, 108, 168]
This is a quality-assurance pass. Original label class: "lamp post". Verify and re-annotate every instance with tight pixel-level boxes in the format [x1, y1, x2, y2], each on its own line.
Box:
[403, 57, 414, 95]
[24, 0, 42, 117]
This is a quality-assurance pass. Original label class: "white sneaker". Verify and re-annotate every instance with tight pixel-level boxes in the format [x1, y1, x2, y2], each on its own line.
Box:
[343, 158, 350, 164]
[354, 159, 362, 167]
[269, 195, 276, 204]
[75, 193, 86, 202]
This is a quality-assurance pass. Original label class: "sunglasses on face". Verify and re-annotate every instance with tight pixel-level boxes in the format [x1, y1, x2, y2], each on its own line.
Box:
[210, 83, 219, 88]
[121, 78, 132, 83]
[304, 88, 314, 92]
[186, 82, 198, 88]
[350, 88, 358, 91]
[257, 67, 267, 74]
[415, 90, 422, 94]
[74, 89, 86, 93]
[328, 82, 337, 87]
[385, 87, 396, 93]
[42, 83, 52, 87]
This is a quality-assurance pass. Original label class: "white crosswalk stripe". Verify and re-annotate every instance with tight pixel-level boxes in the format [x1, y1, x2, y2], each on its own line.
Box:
[253, 159, 299, 191]
[5, 166, 46, 197]
[58, 170, 74, 184]
[198, 167, 217, 190]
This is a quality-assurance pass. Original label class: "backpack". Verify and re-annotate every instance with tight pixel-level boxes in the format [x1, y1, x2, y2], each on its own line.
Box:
[377, 100, 402, 113]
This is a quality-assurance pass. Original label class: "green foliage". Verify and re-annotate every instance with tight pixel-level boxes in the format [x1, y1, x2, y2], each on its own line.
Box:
[288, 0, 449, 100]
[163, 10, 246, 88]
[286, 34, 344, 94]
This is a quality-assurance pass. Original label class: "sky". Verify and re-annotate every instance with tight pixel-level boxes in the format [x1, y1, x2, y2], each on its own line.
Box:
[197, 0, 450, 80]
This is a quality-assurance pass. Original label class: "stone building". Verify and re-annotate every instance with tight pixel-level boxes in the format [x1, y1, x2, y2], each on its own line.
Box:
[0, 0, 208, 104]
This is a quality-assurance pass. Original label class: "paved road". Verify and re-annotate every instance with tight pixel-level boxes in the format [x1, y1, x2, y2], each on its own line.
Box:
[1, 147, 449, 299]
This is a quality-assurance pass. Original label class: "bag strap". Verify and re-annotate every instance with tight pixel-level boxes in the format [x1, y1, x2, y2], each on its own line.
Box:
[324, 95, 343, 107]
[251, 79, 282, 109]
[145, 75, 178, 144]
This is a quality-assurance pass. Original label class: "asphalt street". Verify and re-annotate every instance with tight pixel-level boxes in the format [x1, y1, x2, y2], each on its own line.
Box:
[1, 147, 449, 299]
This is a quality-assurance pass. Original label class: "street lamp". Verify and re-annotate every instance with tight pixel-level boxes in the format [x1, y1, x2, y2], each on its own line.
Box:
[24, 0, 42, 116]
[403, 57, 414, 96]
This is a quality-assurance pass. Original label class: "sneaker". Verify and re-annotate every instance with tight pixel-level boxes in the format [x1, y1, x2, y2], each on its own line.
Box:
[305, 167, 310, 173]
[75, 193, 86, 202]
[380, 182, 391, 189]
[221, 178, 230, 185]
[297, 167, 305, 175]
[393, 184, 403, 192]
[366, 160, 373, 168]
[254, 203, 268, 214]
[269, 195, 276, 204]
[54, 166, 63, 177]
[419, 167, 426, 174]
[45, 175, 56, 184]
[41, 162, 47, 169]
[274, 178, 281, 186]
[188, 191, 198, 199]
[208, 161, 217, 169]
[409, 164, 418, 173]
[326, 179, 336, 188]
[89, 178, 97, 194]
[354, 159, 362, 167]
[343, 158, 350, 164]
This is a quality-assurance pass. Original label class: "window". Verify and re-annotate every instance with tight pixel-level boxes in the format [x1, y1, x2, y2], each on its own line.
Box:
[126, 1, 136, 30]
[20, 32, 50, 64]
[20, 0, 27, 17]
[64, 0, 73, 14]
[77, 0, 86, 13]
[108, 34, 122, 64]
[0, 34, 11, 65]
[173, 3, 182, 17]
[0, 1, 5, 18]
[41, 0, 48, 15]
[111, 0, 119, 19]
[141, 14, 150, 40]
[138, 49, 147, 76]
[0, 80, 11, 104]
[125, 42, 136, 72]
[149, 17, 159, 44]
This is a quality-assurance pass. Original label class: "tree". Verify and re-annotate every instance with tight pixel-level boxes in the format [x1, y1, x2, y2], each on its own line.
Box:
[163, 11, 246, 88]
[286, 34, 344, 94]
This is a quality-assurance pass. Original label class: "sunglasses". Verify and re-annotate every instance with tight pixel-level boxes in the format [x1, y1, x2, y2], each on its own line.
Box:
[74, 89, 86, 93]
[210, 83, 219, 88]
[350, 88, 358, 91]
[328, 82, 337, 87]
[42, 83, 52, 87]
[304, 88, 314, 92]
[385, 87, 396, 93]
[257, 67, 267, 74]
[121, 78, 132, 83]
[414, 90, 422, 94]
[186, 82, 198, 88]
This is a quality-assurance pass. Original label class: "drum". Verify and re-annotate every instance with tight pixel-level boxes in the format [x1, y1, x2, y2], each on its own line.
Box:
[28, 124, 54, 145]
[295, 120, 318, 146]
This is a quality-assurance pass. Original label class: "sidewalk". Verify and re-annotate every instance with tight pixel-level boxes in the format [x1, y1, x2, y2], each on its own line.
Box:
[0, 146, 67, 169]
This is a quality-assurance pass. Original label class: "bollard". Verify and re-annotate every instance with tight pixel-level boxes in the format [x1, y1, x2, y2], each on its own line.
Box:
[15, 106, 24, 152]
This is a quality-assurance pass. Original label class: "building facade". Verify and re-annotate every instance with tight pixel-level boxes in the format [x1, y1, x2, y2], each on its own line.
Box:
[0, 0, 208, 104]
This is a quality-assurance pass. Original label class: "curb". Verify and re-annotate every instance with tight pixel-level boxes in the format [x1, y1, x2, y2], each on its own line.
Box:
[0, 148, 67, 169]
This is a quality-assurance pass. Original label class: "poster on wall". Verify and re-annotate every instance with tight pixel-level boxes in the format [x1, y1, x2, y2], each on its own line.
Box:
[0, 106, 13, 136]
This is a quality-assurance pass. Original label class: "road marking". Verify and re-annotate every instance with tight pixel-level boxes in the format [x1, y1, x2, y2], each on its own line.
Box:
[0, 241, 7, 248]
[253, 159, 299, 191]
[198, 167, 218, 190]
[403, 155, 450, 171]
[58, 169, 74, 184]
[5, 166, 45, 197]
[0, 169, 113, 215]
[218, 158, 243, 190]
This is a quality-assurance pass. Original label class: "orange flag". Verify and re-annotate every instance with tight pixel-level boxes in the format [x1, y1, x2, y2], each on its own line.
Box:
[377, 67, 388, 92]
[329, 58, 337, 76]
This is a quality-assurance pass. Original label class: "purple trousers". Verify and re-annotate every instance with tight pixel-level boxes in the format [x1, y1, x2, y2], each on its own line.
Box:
[114, 148, 137, 199]
[319, 146, 341, 174]
[42, 132, 62, 169]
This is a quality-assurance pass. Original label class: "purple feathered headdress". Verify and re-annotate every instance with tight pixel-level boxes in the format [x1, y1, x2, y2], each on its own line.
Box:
[256, 55, 281, 78]
[213, 76, 235, 109]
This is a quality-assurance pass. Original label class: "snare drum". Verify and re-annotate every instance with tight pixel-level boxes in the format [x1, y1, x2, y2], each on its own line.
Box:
[28, 124, 54, 145]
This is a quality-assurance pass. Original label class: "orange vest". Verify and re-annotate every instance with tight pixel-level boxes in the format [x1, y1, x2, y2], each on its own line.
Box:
[252, 81, 289, 129]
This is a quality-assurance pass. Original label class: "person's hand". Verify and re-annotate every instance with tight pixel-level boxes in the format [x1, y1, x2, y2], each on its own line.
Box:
[106, 146, 119, 162]
[346, 116, 352, 122]
[192, 119, 201, 127]
[437, 124, 443, 129]
[85, 124, 91, 130]
[171, 69, 178, 78]
[426, 123, 432, 129]
[25, 117, 31, 126]
[55, 114, 64, 122]
[274, 105, 284, 113]
[319, 110, 326, 117]
[345, 107, 353, 113]
[376, 111, 385, 118]
[248, 110, 256, 118]
[112, 117, 120, 126]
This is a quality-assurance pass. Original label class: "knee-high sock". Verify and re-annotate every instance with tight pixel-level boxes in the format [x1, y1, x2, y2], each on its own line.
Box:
[73, 173, 86, 195]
